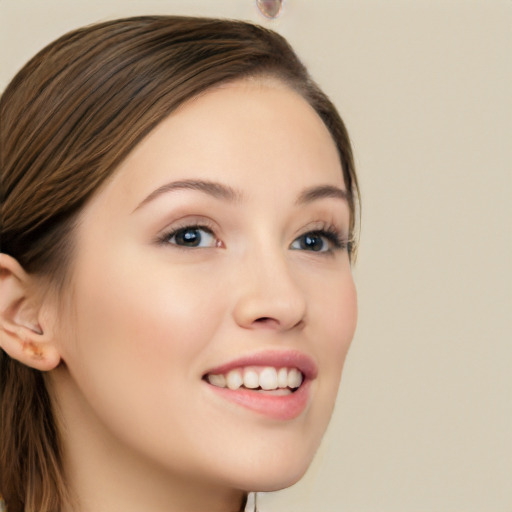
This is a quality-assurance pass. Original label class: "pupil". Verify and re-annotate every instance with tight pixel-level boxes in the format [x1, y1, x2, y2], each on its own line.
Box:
[177, 229, 201, 246]
[303, 234, 323, 251]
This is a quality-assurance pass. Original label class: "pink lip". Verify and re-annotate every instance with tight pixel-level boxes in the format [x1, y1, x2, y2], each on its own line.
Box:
[203, 350, 318, 380]
[203, 350, 318, 421]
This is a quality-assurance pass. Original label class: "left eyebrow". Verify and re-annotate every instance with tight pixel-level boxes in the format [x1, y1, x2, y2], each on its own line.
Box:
[295, 185, 349, 205]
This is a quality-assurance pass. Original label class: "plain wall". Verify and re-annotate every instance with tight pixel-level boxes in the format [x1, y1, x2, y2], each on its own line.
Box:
[1, 1, 510, 511]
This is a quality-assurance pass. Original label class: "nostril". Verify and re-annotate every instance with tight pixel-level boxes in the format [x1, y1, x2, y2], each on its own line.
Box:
[252, 316, 305, 329]
[252, 317, 305, 330]
[253, 317, 278, 327]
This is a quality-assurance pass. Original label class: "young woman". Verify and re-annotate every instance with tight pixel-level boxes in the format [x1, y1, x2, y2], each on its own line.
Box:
[0, 15, 359, 512]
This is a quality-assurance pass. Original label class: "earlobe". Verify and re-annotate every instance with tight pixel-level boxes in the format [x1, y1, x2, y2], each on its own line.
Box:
[0, 253, 61, 371]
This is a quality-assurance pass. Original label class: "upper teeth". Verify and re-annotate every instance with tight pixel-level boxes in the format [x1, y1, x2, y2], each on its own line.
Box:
[207, 367, 303, 391]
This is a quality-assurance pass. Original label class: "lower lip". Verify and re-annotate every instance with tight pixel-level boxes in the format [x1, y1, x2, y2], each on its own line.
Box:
[206, 380, 312, 421]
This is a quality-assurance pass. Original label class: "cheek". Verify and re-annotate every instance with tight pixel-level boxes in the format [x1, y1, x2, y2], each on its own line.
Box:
[54, 256, 232, 473]
[77, 253, 219, 341]
[316, 271, 357, 358]
[60, 254, 225, 411]
[310, 271, 357, 408]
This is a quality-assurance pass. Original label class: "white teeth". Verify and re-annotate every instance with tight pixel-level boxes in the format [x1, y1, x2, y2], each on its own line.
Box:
[207, 367, 303, 391]
[288, 368, 303, 389]
[207, 373, 226, 388]
[277, 368, 288, 388]
[226, 370, 243, 390]
[259, 367, 278, 390]
[243, 369, 259, 389]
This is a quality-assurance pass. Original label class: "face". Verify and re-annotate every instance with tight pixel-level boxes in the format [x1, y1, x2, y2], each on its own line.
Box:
[51, 79, 357, 493]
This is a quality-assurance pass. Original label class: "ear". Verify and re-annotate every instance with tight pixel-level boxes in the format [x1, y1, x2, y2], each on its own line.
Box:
[0, 253, 61, 371]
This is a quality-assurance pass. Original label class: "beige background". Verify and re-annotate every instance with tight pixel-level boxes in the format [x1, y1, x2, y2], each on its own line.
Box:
[1, 1, 510, 511]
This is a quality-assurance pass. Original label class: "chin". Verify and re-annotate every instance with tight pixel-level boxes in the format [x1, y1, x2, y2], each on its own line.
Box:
[253, 467, 310, 493]
[223, 446, 317, 493]
[237, 468, 310, 494]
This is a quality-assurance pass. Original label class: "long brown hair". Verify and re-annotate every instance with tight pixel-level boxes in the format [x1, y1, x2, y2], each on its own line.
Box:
[0, 15, 359, 511]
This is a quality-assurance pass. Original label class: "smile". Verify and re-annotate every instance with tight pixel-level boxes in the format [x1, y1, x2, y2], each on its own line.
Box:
[206, 366, 304, 393]
[203, 351, 317, 420]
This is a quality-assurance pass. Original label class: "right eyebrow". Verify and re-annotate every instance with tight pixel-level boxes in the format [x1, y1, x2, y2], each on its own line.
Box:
[132, 179, 243, 213]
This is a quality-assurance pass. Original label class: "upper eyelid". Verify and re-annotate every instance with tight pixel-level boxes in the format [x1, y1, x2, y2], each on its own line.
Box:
[291, 220, 346, 238]
[161, 222, 343, 237]
[291, 228, 344, 248]
[154, 216, 218, 245]
[168, 224, 215, 236]
[158, 216, 218, 235]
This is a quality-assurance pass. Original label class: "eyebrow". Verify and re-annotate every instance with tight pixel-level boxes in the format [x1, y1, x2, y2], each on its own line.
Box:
[132, 179, 242, 212]
[133, 179, 348, 213]
[295, 185, 349, 205]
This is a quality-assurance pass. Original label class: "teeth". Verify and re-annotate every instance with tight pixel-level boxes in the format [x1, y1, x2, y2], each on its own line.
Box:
[259, 367, 278, 390]
[206, 366, 303, 391]
[288, 368, 303, 389]
[243, 369, 259, 389]
[207, 373, 226, 388]
[226, 370, 243, 390]
[277, 368, 288, 388]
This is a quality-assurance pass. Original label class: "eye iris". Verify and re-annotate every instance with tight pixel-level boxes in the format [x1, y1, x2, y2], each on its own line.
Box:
[176, 228, 201, 246]
[302, 234, 324, 251]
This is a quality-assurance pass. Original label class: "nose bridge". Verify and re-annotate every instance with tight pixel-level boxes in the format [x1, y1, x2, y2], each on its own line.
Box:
[232, 235, 307, 331]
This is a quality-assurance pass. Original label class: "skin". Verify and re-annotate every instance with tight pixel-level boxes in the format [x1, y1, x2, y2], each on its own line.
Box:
[1, 79, 357, 512]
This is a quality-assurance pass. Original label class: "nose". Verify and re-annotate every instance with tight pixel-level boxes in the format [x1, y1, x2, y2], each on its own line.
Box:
[231, 247, 307, 332]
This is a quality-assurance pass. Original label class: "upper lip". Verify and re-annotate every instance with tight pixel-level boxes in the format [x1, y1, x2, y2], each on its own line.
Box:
[203, 350, 318, 380]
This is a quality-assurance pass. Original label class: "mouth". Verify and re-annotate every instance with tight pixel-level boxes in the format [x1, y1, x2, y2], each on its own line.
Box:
[202, 351, 316, 420]
[204, 366, 304, 394]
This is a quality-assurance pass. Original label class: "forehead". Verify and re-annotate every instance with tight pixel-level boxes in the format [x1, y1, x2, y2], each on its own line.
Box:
[91, 79, 344, 213]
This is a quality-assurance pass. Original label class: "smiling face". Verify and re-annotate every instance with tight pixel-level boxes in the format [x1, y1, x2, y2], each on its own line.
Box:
[49, 79, 357, 502]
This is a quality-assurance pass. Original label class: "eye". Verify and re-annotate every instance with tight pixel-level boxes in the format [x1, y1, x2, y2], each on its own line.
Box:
[290, 229, 346, 253]
[162, 225, 217, 248]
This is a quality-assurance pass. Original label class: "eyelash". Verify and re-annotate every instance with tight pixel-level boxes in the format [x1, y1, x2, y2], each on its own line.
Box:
[157, 223, 351, 254]
[294, 225, 351, 254]
[156, 222, 218, 248]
